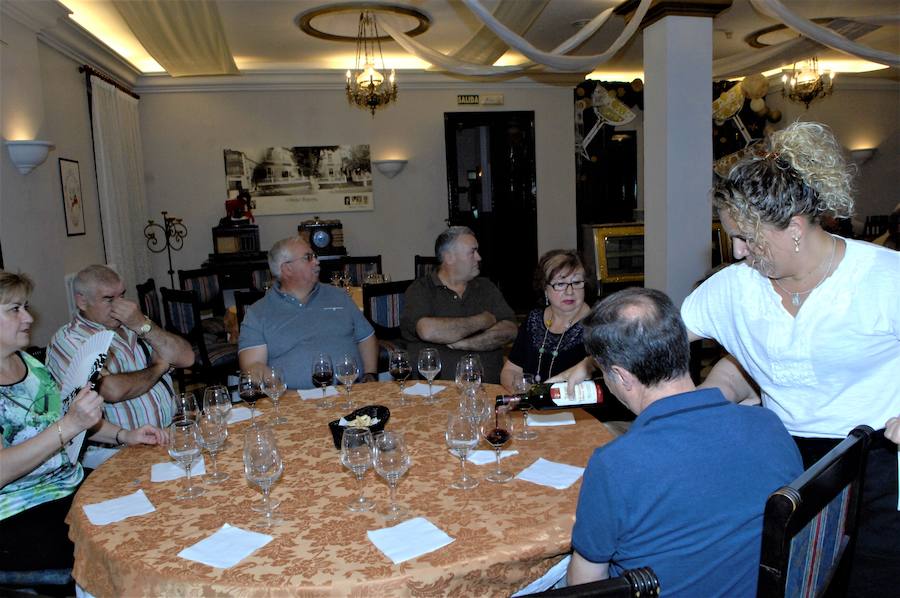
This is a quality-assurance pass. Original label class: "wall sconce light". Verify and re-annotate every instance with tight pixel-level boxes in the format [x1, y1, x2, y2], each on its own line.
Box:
[849, 148, 876, 167]
[372, 159, 408, 179]
[5, 140, 54, 175]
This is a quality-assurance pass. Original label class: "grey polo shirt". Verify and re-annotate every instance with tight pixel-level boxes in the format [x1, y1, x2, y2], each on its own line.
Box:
[239, 282, 374, 389]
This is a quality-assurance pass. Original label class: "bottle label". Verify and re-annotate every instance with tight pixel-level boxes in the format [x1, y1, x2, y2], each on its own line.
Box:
[549, 381, 601, 407]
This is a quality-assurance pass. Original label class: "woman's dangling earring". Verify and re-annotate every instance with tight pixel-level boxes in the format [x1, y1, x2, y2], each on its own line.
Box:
[793, 236, 800, 253]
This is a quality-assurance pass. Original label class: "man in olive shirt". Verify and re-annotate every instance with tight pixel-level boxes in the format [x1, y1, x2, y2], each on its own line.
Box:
[400, 227, 517, 384]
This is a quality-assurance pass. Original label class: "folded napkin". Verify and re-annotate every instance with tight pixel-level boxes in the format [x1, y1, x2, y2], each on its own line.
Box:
[527, 412, 576, 426]
[516, 457, 585, 490]
[178, 523, 273, 569]
[402, 382, 447, 397]
[83, 489, 155, 525]
[82, 446, 119, 470]
[297, 386, 339, 400]
[151, 457, 206, 482]
[367, 517, 454, 564]
[467, 449, 518, 466]
[227, 406, 261, 424]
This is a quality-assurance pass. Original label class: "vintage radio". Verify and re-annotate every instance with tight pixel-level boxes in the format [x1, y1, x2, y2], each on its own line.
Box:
[212, 222, 260, 254]
[298, 217, 347, 256]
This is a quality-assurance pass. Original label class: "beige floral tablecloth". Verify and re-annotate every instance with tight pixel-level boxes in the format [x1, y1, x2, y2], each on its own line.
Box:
[67, 382, 613, 597]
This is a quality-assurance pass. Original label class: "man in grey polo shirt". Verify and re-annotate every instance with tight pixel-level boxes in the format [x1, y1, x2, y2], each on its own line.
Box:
[239, 236, 377, 390]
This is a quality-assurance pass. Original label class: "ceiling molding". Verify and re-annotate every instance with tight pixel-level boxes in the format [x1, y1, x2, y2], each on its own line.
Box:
[616, 0, 733, 29]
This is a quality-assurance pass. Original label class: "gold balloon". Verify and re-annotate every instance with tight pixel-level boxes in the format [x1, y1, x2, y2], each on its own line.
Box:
[750, 97, 767, 114]
[742, 74, 769, 100]
[766, 109, 782, 123]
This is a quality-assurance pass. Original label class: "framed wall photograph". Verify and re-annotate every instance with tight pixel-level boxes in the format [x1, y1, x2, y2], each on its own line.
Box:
[59, 158, 85, 236]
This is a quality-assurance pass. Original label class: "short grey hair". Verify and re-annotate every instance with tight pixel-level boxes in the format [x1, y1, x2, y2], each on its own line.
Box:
[434, 226, 475, 264]
[73, 265, 120, 298]
[268, 236, 306, 280]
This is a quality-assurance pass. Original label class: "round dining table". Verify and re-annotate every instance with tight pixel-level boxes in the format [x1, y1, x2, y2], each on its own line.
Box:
[67, 381, 614, 597]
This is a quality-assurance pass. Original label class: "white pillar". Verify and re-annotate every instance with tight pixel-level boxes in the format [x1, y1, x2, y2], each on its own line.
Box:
[642, 15, 713, 306]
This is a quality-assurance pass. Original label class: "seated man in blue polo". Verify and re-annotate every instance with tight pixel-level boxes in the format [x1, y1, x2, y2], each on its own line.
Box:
[568, 288, 802, 596]
[239, 236, 377, 389]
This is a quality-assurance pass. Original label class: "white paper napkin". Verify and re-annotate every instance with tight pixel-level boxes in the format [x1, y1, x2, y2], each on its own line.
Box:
[82, 446, 120, 470]
[402, 382, 446, 396]
[83, 489, 155, 525]
[151, 457, 206, 482]
[227, 406, 261, 423]
[297, 386, 339, 400]
[527, 412, 576, 426]
[516, 457, 585, 490]
[367, 517, 454, 564]
[467, 450, 518, 465]
[178, 523, 273, 569]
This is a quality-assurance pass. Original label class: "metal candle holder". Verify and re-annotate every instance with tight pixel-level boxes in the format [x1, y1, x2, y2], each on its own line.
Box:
[144, 211, 187, 287]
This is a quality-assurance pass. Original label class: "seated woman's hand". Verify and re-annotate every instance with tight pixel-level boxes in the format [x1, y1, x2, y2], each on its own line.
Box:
[65, 385, 104, 432]
[124, 425, 168, 446]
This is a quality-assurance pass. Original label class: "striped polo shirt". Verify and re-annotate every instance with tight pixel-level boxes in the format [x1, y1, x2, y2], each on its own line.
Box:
[46, 312, 175, 429]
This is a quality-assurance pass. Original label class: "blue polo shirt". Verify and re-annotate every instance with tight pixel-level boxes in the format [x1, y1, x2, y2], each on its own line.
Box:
[572, 388, 802, 597]
[239, 282, 374, 389]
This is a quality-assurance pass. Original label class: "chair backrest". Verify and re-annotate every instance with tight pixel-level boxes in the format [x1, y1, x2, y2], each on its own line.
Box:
[178, 268, 225, 315]
[757, 425, 874, 598]
[235, 290, 265, 328]
[160, 287, 202, 339]
[362, 279, 412, 340]
[414, 254, 438, 279]
[523, 567, 659, 598]
[250, 267, 273, 291]
[136, 278, 162, 326]
[342, 255, 382, 286]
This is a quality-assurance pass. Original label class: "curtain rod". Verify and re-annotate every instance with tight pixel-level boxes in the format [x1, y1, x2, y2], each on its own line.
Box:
[79, 64, 140, 99]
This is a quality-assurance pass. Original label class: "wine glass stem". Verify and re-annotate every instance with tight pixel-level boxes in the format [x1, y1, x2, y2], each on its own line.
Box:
[208, 451, 218, 476]
[389, 480, 398, 510]
[273, 399, 280, 420]
[459, 455, 468, 481]
[494, 447, 502, 474]
[262, 486, 272, 519]
[355, 471, 365, 503]
[428, 379, 433, 399]
[522, 410, 529, 432]
[184, 458, 193, 492]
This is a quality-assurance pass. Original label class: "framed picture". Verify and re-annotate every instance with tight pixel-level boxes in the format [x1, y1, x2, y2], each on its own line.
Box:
[59, 158, 85, 236]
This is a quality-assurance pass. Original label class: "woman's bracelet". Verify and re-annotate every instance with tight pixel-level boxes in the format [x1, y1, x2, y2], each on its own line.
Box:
[115, 428, 125, 446]
[55, 421, 65, 452]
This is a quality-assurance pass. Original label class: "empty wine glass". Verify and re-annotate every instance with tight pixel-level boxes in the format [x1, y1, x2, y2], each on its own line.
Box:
[312, 353, 335, 409]
[389, 349, 413, 405]
[455, 353, 483, 397]
[263, 366, 287, 425]
[341, 428, 375, 512]
[513, 372, 538, 441]
[417, 348, 442, 404]
[481, 407, 514, 483]
[197, 408, 229, 483]
[446, 412, 479, 490]
[202, 385, 231, 424]
[238, 371, 264, 423]
[168, 420, 204, 499]
[243, 423, 284, 527]
[335, 353, 359, 410]
[173, 392, 198, 423]
[374, 431, 412, 521]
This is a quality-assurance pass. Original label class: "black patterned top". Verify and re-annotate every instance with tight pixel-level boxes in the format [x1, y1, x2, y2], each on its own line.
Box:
[507, 309, 587, 382]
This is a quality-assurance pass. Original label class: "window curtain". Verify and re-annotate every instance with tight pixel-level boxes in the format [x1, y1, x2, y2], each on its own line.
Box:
[89, 76, 150, 289]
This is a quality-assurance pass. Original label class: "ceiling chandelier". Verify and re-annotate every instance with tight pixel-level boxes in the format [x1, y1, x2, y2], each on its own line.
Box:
[346, 11, 397, 116]
[781, 57, 835, 109]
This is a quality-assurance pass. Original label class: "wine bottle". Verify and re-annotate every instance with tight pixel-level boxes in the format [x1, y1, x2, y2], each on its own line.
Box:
[495, 380, 604, 411]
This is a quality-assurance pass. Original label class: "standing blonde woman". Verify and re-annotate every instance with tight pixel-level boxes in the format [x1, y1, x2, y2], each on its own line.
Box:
[681, 121, 900, 595]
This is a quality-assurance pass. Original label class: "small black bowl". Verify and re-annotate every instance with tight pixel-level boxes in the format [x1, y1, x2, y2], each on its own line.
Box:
[328, 405, 390, 449]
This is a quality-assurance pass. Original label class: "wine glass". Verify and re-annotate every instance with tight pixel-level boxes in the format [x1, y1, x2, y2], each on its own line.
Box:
[417, 348, 442, 404]
[238, 371, 264, 423]
[513, 373, 538, 441]
[312, 353, 335, 409]
[173, 392, 198, 423]
[262, 366, 287, 425]
[481, 407, 514, 483]
[243, 423, 284, 527]
[197, 408, 229, 483]
[374, 431, 412, 521]
[202, 385, 231, 424]
[446, 412, 479, 490]
[389, 349, 412, 405]
[341, 428, 375, 512]
[455, 353, 483, 397]
[330, 271, 342, 286]
[335, 353, 359, 410]
[168, 420, 204, 499]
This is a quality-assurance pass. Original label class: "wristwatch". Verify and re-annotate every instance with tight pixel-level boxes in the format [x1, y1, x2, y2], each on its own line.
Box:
[137, 317, 152, 338]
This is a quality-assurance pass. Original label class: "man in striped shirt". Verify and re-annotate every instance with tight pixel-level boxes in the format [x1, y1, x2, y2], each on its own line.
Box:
[47, 265, 194, 430]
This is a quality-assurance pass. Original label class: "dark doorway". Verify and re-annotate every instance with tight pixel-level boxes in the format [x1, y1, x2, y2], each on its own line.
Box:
[444, 111, 537, 313]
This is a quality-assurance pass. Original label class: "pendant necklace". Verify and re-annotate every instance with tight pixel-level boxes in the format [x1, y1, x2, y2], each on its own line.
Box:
[535, 314, 574, 383]
[773, 235, 836, 307]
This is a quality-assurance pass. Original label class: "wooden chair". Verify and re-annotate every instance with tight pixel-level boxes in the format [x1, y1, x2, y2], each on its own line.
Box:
[342, 255, 382, 286]
[136, 278, 162, 326]
[160, 287, 237, 389]
[178, 268, 228, 340]
[757, 425, 874, 598]
[235, 289, 265, 329]
[362, 279, 412, 373]
[414, 254, 438, 279]
[521, 567, 659, 597]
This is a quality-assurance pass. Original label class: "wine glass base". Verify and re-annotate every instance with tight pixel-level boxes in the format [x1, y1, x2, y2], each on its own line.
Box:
[450, 476, 479, 490]
[382, 504, 408, 521]
[348, 496, 375, 512]
[485, 470, 514, 483]
[177, 486, 205, 499]
[205, 471, 230, 484]
[338, 400, 353, 411]
[318, 399, 334, 409]
[271, 416, 288, 425]
[251, 497, 281, 512]
[514, 430, 538, 441]
[423, 396, 440, 405]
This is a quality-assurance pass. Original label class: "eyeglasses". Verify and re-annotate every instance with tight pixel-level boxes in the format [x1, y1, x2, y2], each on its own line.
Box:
[284, 253, 317, 265]
[548, 280, 586, 292]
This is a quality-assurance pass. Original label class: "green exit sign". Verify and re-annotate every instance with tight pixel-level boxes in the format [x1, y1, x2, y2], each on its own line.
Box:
[457, 94, 479, 105]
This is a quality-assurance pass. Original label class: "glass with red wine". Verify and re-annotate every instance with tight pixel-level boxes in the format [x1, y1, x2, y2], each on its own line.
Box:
[481, 406, 514, 483]
[312, 352, 335, 409]
[389, 349, 413, 405]
[238, 371, 265, 423]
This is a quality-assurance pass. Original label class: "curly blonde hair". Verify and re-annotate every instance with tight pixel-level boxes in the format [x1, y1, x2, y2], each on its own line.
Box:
[714, 121, 854, 240]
